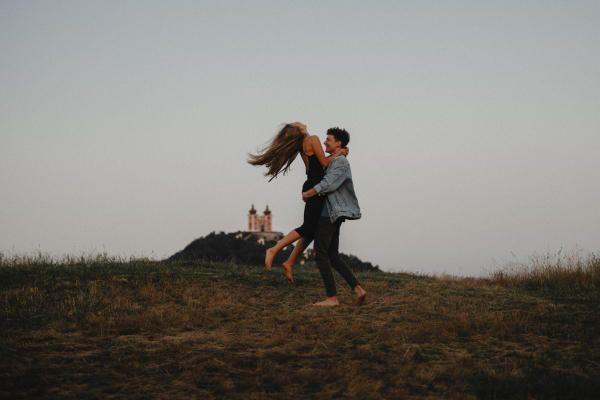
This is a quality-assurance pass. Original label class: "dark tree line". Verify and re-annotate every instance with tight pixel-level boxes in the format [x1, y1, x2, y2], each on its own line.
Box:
[303, 248, 380, 272]
[169, 231, 380, 272]
[169, 232, 295, 266]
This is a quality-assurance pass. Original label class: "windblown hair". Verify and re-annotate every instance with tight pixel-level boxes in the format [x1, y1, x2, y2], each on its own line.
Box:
[247, 124, 305, 180]
[327, 127, 350, 148]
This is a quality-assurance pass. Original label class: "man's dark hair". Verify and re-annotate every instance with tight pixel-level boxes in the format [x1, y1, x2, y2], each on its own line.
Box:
[327, 127, 350, 148]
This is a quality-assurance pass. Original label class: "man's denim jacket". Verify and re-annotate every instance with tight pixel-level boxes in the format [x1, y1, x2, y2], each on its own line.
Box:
[313, 156, 361, 223]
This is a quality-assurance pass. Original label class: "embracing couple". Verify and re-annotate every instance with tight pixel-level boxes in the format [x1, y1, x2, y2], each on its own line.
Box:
[248, 123, 367, 307]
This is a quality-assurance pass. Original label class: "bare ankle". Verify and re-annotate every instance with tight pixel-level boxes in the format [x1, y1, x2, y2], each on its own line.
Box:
[354, 286, 366, 307]
[313, 296, 339, 307]
[283, 260, 294, 283]
[265, 248, 277, 270]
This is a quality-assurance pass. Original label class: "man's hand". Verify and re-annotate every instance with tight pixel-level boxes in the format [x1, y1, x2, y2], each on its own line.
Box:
[302, 188, 317, 202]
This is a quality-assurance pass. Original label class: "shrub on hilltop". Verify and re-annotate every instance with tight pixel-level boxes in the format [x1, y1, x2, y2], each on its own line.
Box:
[302, 248, 380, 272]
[169, 231, 380, 271]
[169, 231, 295, 266]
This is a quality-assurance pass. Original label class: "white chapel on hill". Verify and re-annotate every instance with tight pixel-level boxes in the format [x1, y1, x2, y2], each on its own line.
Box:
[242, 204, 283, 244]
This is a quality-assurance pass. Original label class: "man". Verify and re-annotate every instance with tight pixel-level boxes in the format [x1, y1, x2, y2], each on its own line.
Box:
[302, 127, 367, 307]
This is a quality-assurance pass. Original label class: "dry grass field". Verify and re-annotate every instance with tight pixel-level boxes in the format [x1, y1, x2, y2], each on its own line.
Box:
[1, 252, 599, 399]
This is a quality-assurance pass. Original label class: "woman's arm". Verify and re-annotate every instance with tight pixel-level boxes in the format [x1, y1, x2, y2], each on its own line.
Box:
[308, 136, 341, 168]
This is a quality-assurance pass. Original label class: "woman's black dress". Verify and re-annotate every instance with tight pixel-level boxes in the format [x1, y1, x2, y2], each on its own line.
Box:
[294, 153, 326, 240]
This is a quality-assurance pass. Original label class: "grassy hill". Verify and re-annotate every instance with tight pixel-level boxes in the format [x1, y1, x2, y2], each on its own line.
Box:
[1, 251, 599, 399]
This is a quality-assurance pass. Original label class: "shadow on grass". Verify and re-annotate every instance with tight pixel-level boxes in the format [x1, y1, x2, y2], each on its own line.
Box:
[475, 368, 599, 400]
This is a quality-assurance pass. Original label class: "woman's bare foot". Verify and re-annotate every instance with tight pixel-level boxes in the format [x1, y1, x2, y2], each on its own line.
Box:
[282, 260, 294, 283]
[313, 297, 339, 307]
[265, 248, 276, 270]
[354, 285, 367, 307]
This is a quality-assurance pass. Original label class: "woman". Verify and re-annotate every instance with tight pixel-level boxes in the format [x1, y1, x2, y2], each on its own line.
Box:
[248, 122, 345, 283]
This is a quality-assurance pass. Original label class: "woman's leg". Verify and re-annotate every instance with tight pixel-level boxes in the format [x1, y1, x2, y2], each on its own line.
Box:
[265, 230, 301, 270]
[282, 237, 312, 283]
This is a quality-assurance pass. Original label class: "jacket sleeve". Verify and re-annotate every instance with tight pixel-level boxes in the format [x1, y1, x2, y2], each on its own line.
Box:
[313, 158, 347, 195]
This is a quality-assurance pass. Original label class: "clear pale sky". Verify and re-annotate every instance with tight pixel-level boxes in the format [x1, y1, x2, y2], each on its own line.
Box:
[1, 1, 599, 276]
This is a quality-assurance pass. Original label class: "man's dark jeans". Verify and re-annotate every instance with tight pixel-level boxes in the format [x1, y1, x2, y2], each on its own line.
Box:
[314, 216, 360, 297]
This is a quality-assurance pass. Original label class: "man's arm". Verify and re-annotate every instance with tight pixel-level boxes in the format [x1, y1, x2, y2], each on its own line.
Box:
[314, 158, 347, 194]
[302, 158, 348, 201]
[302, 188, 317, 202]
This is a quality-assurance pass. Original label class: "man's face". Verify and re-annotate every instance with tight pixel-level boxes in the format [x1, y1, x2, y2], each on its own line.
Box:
[323, 134, 341, 154]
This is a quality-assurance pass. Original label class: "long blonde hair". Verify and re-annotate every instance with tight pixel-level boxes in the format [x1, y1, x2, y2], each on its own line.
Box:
[248, 124, 305, 180]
